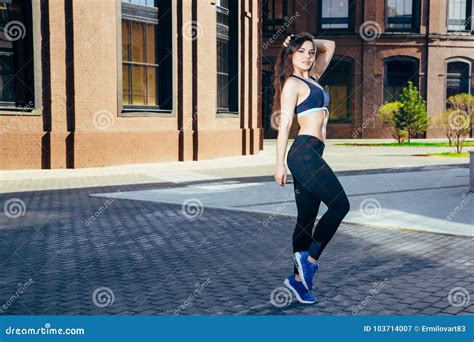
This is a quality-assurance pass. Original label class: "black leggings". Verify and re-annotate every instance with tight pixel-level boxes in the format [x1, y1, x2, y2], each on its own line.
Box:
[287, 135, 350, 275]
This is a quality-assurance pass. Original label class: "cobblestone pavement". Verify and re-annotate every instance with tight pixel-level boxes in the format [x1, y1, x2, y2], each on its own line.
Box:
[0, 180, 473, 315]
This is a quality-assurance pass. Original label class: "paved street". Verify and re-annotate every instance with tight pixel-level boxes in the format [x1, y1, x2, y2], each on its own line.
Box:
[0, 178, 473, 315]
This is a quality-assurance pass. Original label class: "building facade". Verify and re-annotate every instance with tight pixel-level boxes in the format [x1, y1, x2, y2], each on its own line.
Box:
[261, 0, 474, 139]
[0, 0, 262, 169]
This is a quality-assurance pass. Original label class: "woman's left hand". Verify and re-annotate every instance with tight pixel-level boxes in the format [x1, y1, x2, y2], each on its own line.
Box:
[274, 164, 288, 187]
[283, 34, 294, 48]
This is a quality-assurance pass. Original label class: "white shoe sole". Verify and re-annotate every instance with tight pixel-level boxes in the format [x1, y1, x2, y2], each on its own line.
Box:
[283, 278, 315, 304]
[294, 252, 311, 291]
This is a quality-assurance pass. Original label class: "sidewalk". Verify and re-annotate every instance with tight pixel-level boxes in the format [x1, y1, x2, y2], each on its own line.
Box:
[0, 138, 472, 192]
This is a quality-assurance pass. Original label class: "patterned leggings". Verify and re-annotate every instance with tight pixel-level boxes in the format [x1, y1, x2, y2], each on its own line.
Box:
[287, 134, 350, 275]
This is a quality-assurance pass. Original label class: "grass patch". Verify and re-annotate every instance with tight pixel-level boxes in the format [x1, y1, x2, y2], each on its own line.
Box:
[337, 141, 474, 147]
[412, 152, 470, 158]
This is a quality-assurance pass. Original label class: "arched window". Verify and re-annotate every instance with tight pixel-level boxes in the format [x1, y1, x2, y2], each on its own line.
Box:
[319, 58, 353, 123]
[446, 60, 471, 102]
[383, 57, 419, 103]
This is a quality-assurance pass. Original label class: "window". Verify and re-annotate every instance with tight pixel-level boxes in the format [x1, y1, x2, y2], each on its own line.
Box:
[319, 0, 353, 31]
[386, 0, 419, 31]
[121, 0, 172, 112]
[122, 20, 157, 107]
[216, 0, 238, 113]
[383, 57, 419, 103]
[447, 0, 473, 31]
[446, 61, 471, 102]
[319, 58, 353, 123]
[262, 0, 288, 32]
[0, 0, 34, 109]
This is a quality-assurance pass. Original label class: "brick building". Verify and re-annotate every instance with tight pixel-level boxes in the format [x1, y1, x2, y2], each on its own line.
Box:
[0, 0, 262, 169]
[261, 0, 474, 138]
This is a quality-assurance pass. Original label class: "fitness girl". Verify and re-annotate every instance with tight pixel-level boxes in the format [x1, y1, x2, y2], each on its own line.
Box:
[273, 33, 351, 304]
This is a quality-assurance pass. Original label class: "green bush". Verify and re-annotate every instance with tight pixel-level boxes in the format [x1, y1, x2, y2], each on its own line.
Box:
[395, 81, 430, 143]
[377, 81, 429, 143]
[433, 93, 474, 153]
[377, 101, 406, 143]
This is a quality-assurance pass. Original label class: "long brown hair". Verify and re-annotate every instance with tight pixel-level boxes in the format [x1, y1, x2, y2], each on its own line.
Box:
[271, 32, 316, 130]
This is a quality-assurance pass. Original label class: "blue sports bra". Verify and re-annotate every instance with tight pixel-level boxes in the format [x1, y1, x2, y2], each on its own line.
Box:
[292, 74, 330, 117]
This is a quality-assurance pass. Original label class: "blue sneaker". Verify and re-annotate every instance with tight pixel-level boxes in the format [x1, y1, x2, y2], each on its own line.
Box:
[294, 251, 319, 291]
[284, 274, 316, 304]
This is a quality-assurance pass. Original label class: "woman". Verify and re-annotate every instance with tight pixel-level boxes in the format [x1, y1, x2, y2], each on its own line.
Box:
[272, 33, 351, 304]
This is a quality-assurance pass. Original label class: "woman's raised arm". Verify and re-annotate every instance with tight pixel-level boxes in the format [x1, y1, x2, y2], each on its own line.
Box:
[310, 39, 335, 80]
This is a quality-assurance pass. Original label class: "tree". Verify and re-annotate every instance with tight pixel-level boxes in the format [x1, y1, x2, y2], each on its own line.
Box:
[377, 101, 407, 143]
[446, 93, 474, 153]
[395, 81, 430, 143]
[432, 110, 455, 146]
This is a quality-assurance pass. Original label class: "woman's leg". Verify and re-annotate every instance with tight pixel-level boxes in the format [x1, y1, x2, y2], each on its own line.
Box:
[303, 156, 350, 261]
[292, 176, 322, 275]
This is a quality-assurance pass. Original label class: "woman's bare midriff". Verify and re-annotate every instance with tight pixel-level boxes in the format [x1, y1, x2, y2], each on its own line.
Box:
[296, 110, 328, 144]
